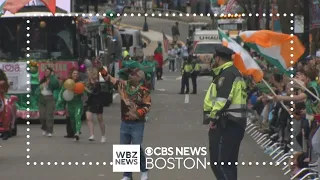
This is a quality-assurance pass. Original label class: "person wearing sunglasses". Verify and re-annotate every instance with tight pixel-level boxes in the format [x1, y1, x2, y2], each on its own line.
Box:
[99, 66, 151, 180]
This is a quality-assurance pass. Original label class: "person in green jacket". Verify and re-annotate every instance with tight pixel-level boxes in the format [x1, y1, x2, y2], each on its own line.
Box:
[57, 68, 85, 141]
[37, 67, 60, 137]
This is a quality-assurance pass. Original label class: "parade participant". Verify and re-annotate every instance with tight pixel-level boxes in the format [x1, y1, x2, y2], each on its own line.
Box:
[37, 67, 59, 137]
[176, 43, 184, 71]
[191, 55, 201, 94]
[99, 66, 151, 180]
[57, 68, 84, 141]
[154, 41, 164, 80]
[171, 22, 180, 44]
[203, 46, 247, 180]
[179, 56, 192, 94]
[145, 55, 157, 90]
[86, 68, 106, 143]
[168, 44, 177, 72]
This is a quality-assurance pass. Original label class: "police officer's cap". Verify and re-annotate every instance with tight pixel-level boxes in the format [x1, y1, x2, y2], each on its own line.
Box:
[214, 46, 235, 59]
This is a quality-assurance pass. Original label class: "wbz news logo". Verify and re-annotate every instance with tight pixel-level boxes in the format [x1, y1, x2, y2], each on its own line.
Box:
[112, 145, 208, 172]
[113, 145, 141, 172]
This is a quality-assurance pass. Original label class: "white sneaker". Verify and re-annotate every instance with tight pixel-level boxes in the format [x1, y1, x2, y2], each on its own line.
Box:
[100, 136, 106, 143]
[120, 177, 131, 180]
[141, 171, 148, 180]
[309, 158, 320, 166]
[42, 131, 47, 136]
[47, 133, 52, 137]
[88, 135, 94, 141]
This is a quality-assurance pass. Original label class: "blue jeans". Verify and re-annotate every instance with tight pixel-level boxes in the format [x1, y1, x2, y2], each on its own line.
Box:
[120, 121, 147, 178]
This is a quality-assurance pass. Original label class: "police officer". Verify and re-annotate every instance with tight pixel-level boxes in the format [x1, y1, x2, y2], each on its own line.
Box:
[203, 46, 247, 180]
[179, 56, 193, 94]
[191, 56, 200, 94]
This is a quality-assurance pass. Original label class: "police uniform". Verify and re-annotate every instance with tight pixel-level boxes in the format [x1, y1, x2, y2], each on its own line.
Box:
[179, 58, 193, 94]
[191, 56, 200, 94]
[203, 46, 247, 180]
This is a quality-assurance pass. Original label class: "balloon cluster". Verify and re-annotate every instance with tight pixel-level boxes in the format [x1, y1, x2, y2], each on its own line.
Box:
[28, 60, 39, 74]
[78, 59, 93, 73]
[62, 79, 85, 101]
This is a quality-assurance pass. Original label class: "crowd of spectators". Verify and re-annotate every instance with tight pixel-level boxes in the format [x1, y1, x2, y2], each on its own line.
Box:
[247, 52, 320, 178]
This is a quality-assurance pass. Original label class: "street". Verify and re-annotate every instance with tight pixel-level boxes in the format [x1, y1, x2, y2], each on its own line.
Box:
[0, 16, 290, 180]
[1, 65, 287, 179]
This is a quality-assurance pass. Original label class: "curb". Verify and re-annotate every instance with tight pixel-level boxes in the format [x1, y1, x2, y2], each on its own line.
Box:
[141, 34, 151, 45]
[118, 24, 151, 45]
[119, 23, 185, 46]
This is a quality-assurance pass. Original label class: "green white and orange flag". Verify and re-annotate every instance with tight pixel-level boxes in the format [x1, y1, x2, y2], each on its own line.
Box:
[217, 28, 263, 83]
[238, 30, 305, 75]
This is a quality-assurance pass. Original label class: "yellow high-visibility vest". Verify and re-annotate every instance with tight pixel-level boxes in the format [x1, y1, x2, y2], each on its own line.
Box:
[203, 62, 247, 120]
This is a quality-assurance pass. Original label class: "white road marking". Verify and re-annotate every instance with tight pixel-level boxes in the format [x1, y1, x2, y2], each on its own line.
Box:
[156, 89, 166, 91]
[176, 76, 182, 80]
[198, 76, 212, 80]
[184, 94, 189, 104]
[113, 93, 119, 99]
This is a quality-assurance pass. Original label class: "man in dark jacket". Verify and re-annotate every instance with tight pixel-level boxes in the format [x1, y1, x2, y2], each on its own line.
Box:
[171, 22, 180, 44]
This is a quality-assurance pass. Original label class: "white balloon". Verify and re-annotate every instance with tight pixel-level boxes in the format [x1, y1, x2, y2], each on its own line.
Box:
[0, 98, 4, 112]
[63, 90, 74, 101]
[84, 59, 93, 68]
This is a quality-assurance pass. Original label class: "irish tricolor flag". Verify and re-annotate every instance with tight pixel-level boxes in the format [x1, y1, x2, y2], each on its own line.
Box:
[238, 30, 305, 75]
[218, 28, 263, 83]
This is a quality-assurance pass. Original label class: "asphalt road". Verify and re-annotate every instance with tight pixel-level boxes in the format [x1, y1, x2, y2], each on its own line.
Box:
[0, 60, 289, 179]
[121, 16, 189, 43]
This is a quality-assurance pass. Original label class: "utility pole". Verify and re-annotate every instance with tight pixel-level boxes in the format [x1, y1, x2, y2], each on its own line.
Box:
[265, 0, 270, 30]
[86, 0, 90, 13]
[303, 0, 310, 55]
[143, 0, 149, 31]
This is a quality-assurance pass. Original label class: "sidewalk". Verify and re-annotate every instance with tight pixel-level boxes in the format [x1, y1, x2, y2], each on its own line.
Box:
[119, 24, 180, 59]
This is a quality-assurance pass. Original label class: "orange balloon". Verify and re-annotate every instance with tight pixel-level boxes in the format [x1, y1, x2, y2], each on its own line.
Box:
[73, 82, 85, 94]
[217, 0, 226, 5]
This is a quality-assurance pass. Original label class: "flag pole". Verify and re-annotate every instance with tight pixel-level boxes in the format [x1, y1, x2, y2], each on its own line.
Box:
[261, 79, 291, 113]
[290, 78, 320, 102]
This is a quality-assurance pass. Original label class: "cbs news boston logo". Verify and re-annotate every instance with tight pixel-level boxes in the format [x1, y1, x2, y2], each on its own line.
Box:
[112, 145, 141, 172]
[112, 145, 208, 172]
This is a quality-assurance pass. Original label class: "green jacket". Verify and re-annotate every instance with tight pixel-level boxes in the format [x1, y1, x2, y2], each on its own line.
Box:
[306, 81, 320, 115]
[56, 85, 85, 108]
[35, 75, 60, 96]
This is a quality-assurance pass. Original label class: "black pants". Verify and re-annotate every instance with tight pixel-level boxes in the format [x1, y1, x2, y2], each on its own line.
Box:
[169, 60, 175, 71]
[180, 75, 189, 93]
[156, 67, 163, 80]
[66, 116, 74, 136]
[191, 74, 197, 93]
[209, 119, 245, 180]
